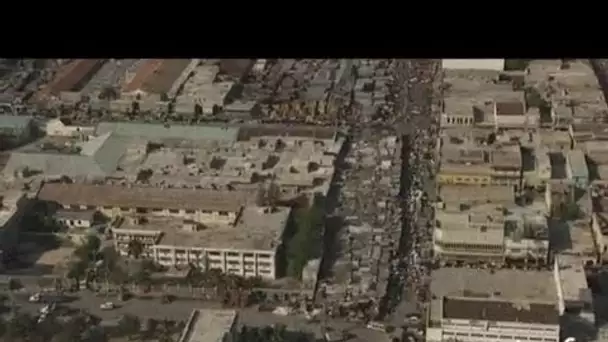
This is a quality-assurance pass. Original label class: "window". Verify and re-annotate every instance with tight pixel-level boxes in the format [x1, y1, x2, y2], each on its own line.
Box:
[218, 211, 229, 216]
[120, 207, 130, 212]
[185, 209, 195, 214]
[169, 209, 179, 214]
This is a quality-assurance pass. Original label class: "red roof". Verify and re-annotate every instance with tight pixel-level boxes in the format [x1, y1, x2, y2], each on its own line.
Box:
[122, 59, 164, 93]
[45, 59, 105, 95]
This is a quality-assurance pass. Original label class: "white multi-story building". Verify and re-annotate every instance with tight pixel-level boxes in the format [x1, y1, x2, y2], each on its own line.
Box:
[111, 206, 291, 280]
[37, 182, 292, 280]
[426, 268, 560, 342]
[36, 183, 246, 225]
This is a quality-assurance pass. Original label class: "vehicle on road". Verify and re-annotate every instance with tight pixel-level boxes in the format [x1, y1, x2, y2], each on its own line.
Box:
[100, 301, 115, 310]
[37, 313, 47, 324]
[40, 302, 55, 315]
[29, 293, 41, 303]
[366, 321, 386, 332]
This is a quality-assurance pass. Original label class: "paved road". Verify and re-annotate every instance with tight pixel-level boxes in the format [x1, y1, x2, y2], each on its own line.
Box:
[8, 290, 218, 321]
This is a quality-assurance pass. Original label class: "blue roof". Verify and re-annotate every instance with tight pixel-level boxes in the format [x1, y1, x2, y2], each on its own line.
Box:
[0, 115, 33, 131]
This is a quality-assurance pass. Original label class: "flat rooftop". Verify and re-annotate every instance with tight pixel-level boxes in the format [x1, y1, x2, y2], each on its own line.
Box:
[439, 185, 515, 204]
[430, 268, 559, 324]
[431, 267, 558, 302]
[116, 206, 291, 251]
[37, 183, 251, 213]
[556, 254, 590, 303]
[179, 309, 236, 342]
[567, 149, 589, 178]
[442, 297, 559, 325]
[95, 122, 240, 143]
[442, 59, 505, 71]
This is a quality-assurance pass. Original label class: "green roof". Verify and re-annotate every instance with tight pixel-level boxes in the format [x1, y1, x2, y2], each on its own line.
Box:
[95, 122, 239, 142]
[0, 115, 33, 131]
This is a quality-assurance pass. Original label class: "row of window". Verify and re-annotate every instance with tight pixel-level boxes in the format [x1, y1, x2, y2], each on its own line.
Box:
[438, 242, 502, 252]
[445, 116, 474, 125]
[97, 205, 232, 216]
[444, 331, 556, 342]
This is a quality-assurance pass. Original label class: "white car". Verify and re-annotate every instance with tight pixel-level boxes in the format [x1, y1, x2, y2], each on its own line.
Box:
[29, 293, 41, 303]
[39, 303, 55, 315]
[37, 313, 47, 324]
[100, 302, 115, 310]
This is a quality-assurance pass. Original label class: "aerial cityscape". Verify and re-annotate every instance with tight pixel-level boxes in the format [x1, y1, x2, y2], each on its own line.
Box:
[0, 58, 604, 342]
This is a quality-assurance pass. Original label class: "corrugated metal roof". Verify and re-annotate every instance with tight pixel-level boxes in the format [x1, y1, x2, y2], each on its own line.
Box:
[95, 122, 239, 142]
[3, 153, 105, 178]
[3, 133, 128, 178]
[123, 59, 190, 95]
[46, 59, 106, 95]
[0, 115, 33, 130]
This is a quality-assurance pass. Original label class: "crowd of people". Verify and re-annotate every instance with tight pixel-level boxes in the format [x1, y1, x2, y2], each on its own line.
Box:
[381, 60, 441, 323]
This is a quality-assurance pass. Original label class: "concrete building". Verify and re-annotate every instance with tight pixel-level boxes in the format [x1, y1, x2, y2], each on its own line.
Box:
[0, 115, 34, 147]
[36, 183, 249, 225]
[44, 118, 95, 138]
[535, 147, 552, 185]
[2, 133, 130, 180]
[174, 64, 235, 116]
[492, 93, 528, 128]
[36, 59, 106, 103]
[435, 185, 549, 266]
[566, 149, 589, 188]
[570, 123, 608, 148]
[36, 182, 290, 279]
[111, 206, 291, 279]
[490, 145, 522, 187]
[121, 59, 194, 103]
[442, 59, 505, 71]
[426, 268, 560, 342]
[441, 97, 478, 127]
[178, 309, 238, 342]
[438, 144, 521, 188]
[53, 209, 99, 230]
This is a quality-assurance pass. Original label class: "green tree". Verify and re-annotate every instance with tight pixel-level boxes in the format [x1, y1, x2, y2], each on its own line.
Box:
[127, 239, 144, 259]
[5, 312, 36, 341]
[287, 205, 323, 278]
[118, 314, 141, 340]
[67, 259, 88, 287]
[75, 234, 101, 263]
[143, 318, 159, 340]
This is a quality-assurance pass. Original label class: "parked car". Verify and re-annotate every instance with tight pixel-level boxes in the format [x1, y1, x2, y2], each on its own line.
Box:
[29, 293, 41, 303]
[100, 302, 115, 310]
